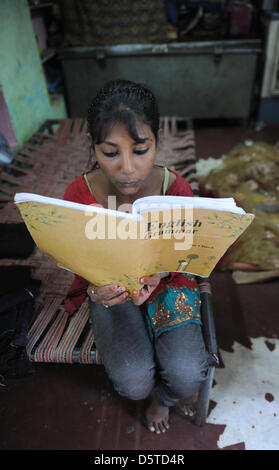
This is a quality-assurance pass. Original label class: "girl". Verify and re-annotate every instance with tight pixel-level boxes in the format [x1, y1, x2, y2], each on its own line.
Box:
[64, 80, 209, 434]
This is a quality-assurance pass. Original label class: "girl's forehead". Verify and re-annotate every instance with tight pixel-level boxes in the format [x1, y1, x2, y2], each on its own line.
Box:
[101, 121, 154, 142]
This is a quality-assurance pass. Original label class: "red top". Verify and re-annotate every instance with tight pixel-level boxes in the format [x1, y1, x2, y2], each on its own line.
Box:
[63, 169, 199, 314]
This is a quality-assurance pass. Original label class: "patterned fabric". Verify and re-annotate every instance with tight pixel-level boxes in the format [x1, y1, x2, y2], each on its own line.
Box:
[26, 296, 100, 364]
[61, 0, 169, 46]
[145, 274, 201, 341]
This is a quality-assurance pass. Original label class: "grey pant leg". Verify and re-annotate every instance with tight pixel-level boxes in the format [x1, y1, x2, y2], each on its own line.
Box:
[154, 323, 209, 407]
[89, 299, 156, 400]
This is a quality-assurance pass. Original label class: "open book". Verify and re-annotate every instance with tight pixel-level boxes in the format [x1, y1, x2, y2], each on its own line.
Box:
[14, 193, 254, 293]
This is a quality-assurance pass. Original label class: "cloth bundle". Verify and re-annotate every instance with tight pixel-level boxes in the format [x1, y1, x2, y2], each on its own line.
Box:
[0, 266, 41, 378]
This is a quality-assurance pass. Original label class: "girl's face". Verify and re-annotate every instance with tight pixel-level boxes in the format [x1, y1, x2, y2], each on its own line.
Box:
[94, 121, 157, 197]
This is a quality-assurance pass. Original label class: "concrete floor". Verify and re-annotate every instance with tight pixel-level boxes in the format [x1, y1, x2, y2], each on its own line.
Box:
[1, 122, 279, 451]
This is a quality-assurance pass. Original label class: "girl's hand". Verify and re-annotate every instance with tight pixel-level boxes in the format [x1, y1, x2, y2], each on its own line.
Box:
[132, 273, 163, 306]
[87, 283, 129, 307]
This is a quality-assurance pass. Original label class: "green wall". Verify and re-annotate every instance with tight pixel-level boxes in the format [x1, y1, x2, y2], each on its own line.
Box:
[0, 0, 66, 149]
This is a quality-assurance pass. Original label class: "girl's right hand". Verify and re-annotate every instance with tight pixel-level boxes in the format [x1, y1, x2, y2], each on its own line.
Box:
[87, 283, 129, 308]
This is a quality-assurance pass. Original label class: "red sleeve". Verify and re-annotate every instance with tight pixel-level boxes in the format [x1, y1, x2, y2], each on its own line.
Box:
[63, 174, 97, 205]
[166, 172, 194, 197]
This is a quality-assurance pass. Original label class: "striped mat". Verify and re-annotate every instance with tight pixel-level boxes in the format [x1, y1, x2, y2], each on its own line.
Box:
[26, 296, 101, 364]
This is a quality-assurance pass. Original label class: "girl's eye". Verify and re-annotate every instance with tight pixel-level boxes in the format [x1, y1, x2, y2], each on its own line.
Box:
[103, 151, 118, 158]
[102, 148, 149, 157]
[134, 148, 149, 155]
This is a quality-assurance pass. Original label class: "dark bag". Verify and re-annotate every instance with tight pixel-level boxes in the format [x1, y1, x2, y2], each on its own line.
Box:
[0, 266, 41, 378]
[0, 223, 35, 259]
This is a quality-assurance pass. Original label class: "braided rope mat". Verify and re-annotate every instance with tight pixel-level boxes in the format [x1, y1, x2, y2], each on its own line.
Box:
[0, 117, 198, 364]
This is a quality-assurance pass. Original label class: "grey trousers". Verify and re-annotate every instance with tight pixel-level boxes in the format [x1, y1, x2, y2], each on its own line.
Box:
[89, 299, 209, 407]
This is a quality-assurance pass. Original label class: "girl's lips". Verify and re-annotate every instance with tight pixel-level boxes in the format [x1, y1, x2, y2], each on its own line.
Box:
[118, 181, 139, 187]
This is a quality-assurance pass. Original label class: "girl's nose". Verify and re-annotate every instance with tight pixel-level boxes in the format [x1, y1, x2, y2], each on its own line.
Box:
[120, 152, 135, 174]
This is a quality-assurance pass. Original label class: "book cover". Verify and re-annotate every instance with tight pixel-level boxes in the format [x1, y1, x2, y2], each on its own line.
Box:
[14, 193, 254, 293]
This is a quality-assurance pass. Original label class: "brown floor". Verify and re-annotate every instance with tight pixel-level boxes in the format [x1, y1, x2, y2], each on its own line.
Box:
[1, 122, 279, 452]
[195, 121, 279, 160]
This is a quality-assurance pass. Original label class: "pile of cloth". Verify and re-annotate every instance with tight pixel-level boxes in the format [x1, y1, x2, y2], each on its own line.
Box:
[0, 225, 40, 378]
[198, 141, 279, 277]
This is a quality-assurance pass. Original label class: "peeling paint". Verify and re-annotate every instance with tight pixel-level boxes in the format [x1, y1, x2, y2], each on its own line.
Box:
[0, 0, 66, 149]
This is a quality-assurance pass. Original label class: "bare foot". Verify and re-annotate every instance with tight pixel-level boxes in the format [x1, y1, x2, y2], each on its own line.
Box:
[175, 392, 198, 417]
[145, 391, 170, 434]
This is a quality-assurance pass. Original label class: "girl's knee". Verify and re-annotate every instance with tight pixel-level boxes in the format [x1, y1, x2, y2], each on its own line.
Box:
[163, 354, 209, 389]
[108, 363, 155, 401]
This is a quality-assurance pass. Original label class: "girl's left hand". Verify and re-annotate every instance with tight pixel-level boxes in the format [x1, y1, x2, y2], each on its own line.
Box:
[132, 274, 161, 305]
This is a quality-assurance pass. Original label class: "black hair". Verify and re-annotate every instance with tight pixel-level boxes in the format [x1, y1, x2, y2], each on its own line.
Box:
[86, 80, 160, 169]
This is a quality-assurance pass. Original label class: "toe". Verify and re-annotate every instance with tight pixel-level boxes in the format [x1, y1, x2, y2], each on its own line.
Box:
[148, 423, 156, 433]
[154, 422, 161, 434]
[163, 419, 170, 431]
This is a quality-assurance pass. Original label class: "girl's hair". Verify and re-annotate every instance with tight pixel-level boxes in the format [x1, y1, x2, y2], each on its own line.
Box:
[87, 80, 160, 147]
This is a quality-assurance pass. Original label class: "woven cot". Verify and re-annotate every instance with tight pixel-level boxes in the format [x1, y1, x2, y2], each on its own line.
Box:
[0, 117, 199, 364]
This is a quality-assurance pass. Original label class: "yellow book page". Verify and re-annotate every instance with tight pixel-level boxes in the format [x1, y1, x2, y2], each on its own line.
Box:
[17, 201, 147, 292]
[16, 202, 254, 294]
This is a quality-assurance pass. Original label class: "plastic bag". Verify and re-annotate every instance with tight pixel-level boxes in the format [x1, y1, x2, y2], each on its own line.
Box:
[199, 141, 279, 270]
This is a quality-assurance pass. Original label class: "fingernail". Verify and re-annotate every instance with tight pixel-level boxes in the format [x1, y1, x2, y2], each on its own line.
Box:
[111, 285, 118, 290]
[140, 278, 146, 283]
[132, 290, 138, 296]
